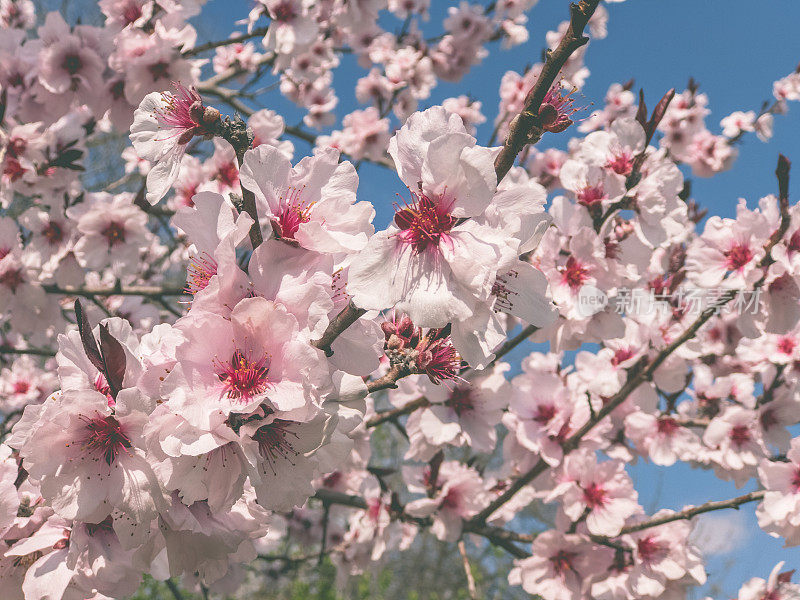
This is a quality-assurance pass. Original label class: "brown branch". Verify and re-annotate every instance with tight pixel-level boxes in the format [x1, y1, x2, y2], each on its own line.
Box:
[366, 396, 431, 428]
[471, 293, 734, 524]
[312, 301, 367, 356]
[607, 490, 765, 537]
[366, 364, 410, 393]
[183, 27, 269, 57]
[458, 540, 479, 599]
[493, 0, 601, 183]
[312, 488, 533, 558]
[43, 284, 187, 298]
[0, 345, 56, 357]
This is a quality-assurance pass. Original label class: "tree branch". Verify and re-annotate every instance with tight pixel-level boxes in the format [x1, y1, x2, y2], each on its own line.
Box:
[312, 301, 367, 356]
[183, 27, 270, 57]
[608, 490, 766, 537]
[493, 0, 601, 183]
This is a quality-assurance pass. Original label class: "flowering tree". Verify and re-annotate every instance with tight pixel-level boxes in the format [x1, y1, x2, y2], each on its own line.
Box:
[1, 0, 800, 599]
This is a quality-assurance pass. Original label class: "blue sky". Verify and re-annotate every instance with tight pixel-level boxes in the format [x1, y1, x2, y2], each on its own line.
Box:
[195, 0, 800, 594]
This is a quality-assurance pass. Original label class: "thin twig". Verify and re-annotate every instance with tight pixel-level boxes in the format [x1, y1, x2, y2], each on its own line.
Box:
[493, 0, 601, 183]
[183, 27, 270, 57]
[458, 540, 479, 600]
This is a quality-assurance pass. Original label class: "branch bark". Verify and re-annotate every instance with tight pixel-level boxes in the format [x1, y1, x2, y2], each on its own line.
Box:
[493, 0, 601, 183]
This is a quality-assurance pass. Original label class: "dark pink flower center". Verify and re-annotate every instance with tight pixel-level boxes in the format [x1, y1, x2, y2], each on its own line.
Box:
[725, 243, 753, 271]
[186, 252, 217, 295]
[122, 2, 143, 24]
[778, 336, 796, 355]
[582, 481, 607, 508]
[637, 536, 665, 563]
[0, 267, 24, 292]
[217, 350, 271, 402]
[101, 222, 126, 247]
[215, 161, 239, 189]
[394, 193, 455, 254]
[271, 1, 297, 21]
[549, 550, 577, 577]
[730, 425, 751, 447]
[153, 84, 203, 139]
[416, 338, 460, 384]
[12, 380, 30, 394]
[791, 468, 800, 493]
[446, 387, 474, 416]
[276, 187, 313, 240]
[252, 420, 299, 473]
[538, 84, 578, 133]
[577, 184, 606, 207]
[606, 151, 634, 176]
[79, 415, 132, 466]
[561, 256, 589, 290]
[656, 417, 680, 436]
[534, 403, 557, 424]
[611, 348, 634, 367]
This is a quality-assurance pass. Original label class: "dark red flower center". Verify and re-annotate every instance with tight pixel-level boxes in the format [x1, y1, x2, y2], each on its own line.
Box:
[80, 415, 132, 466]
[582, 481, 607, 508]
[725, 243, 753, 271]
[394, 193, 455, 254]
[217, 350, 271, 402]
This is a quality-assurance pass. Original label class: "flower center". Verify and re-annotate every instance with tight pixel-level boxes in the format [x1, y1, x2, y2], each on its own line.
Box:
[561, 256, 589, 290]
[215, 161, 239, 189]
[791, 468, 800, 493]
[186, 252, 217, 295]
[122, 2, 143, 24]
[611, 348, 634, 366]
[777, 336, 796, 355]
[577, 184, 606, 207]
[416, 336, 461, 384]
[446, 387, 474, 416]
[637, 536, 665, 563]
[12, 380, 30, 394]
[79, 415, 132, 466]
[394, 192, 455, 254]
[582, 481, 607, 508]
[101, 222, 126, 247]
[42, 221, 64, 245]
[725, 243, 753, 271]
[534, 403, 557, 424]
[729, 424, 751, 447]
[606, 151, 634, 176]
[656, 417, 680, 436]
[276, 187, 313, 239]
[549, 550, 577, 577]
[153, 84, 202, 138]
[252, 420, 299, 473]
[538, 84, 579, 133]
[0, 266, 24, 292]
[217, 350, 271, 402]
[271, 1, 297, 21]
[62, 53, 82, 75]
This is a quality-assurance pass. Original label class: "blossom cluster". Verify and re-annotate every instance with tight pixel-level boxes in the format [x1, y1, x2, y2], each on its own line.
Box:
[1, 1, 800, 599]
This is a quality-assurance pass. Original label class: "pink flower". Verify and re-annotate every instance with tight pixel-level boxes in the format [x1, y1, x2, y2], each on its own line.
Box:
[239, 145, 374, 255]
[7, 389, 162, 548]
[405, 461, 487, 542]
[130, 83, 218, 204]
[509, 530, 613, 600]
[756, 438, 800, 546]
[548, 451, 641, 536]
[164, 296, 331, 429]
[66, 191, 153, 276]
[347, 106, 516, 331]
